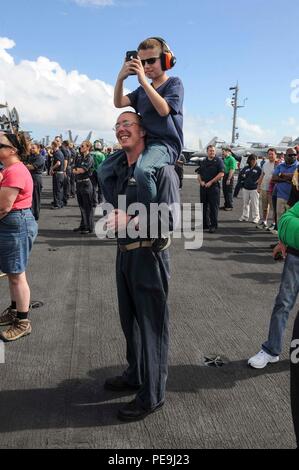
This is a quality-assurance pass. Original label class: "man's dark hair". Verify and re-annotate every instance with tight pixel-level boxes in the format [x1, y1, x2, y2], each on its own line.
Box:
[267, 148, 277, 154]
[206, 144, 215, 151]
[118, 111, 143, 124]
[247, 154, 257, 164]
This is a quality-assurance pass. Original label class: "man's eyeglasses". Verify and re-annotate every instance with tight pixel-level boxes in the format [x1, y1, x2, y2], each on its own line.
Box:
[113, 120, 140, 131]
[141, 57, 160, 66]
[0, 143, 13, 150]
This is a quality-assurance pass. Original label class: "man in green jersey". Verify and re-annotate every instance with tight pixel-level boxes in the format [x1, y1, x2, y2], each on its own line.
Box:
[221, 146, 237, 211]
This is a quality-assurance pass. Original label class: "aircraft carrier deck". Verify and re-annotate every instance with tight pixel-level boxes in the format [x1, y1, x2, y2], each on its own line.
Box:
[0, 167, 296, 449]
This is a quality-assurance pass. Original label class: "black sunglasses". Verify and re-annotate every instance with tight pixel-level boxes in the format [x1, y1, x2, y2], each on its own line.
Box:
[0, 143, 13, 149]
[141, 57, 160, 66]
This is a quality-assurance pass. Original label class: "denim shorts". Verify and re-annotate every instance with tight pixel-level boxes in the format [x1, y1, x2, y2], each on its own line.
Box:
[0, 209, 38, 274]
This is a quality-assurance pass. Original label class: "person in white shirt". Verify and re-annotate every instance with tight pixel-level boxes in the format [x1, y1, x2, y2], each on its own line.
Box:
[257, 148, 277, 228]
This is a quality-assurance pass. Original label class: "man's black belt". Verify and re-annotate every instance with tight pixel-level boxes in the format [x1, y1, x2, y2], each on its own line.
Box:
[76, 178, 90, 183]
[287, 247, 299, 258]
[118, 241, 153, 252]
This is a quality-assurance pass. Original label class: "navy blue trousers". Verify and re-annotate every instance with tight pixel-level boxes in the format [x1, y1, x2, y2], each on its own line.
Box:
[200, 185, 220, 229]
[52, 173, 64, 208]
[116, 247, 170, 410]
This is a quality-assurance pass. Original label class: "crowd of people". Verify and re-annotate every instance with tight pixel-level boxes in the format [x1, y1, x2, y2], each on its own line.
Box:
[196, 144, 299, 237]
[0, 34, 299, 446]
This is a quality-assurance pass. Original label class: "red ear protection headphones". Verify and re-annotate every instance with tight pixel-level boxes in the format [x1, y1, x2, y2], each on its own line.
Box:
[150, 37, 177, 71]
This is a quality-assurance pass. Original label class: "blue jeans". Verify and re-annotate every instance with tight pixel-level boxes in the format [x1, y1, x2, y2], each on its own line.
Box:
[0, 209, 38, 274]
[98, 145, 171, 208]
[135, 143, 171, 207]
[262, 253, 299, 356]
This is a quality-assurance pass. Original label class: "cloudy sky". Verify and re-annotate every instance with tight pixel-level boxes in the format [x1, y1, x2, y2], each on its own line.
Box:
[1, 0, 299, 148]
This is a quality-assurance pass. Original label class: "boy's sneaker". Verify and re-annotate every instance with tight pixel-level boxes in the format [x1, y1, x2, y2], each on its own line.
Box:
[248, 350, 279, 369]
[0, 307, 17, 326]
[0, 319, 32, 342]
[239, 216, 248, 222]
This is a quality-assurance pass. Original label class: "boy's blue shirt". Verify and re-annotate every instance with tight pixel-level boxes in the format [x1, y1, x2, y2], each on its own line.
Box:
[127, 76, 184, 163]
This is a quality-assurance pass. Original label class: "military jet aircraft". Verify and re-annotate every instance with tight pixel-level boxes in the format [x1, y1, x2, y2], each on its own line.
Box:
[246, 136, 294, 157]
[188, 134, 295, 166]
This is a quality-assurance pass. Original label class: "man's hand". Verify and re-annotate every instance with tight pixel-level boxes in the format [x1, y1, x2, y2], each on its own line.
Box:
[106, 209, 130, 232]
[197, 176, 205, 187]
[272, 241, 287, 260]
[226, 179, 231, 186]
[205, 181, 213, 188]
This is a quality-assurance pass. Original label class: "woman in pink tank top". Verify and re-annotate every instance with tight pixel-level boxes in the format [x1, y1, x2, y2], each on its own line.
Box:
[0, 131, 38, 342]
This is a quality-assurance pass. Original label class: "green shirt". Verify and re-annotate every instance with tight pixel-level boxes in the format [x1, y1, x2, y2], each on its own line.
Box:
[90, 151, 106, 171]
[224, 154, 237, 174]
[278, 201, 299, 250]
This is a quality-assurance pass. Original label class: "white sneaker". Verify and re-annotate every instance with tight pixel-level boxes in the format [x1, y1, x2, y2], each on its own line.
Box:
[252, 218, 260, 224]
[239, 216, 248, 222]
[257, 221, 268, 229]
[248, 350, 279, 369]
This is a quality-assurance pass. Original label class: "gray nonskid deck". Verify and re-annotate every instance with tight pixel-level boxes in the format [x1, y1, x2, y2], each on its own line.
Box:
[0, 168, 296, 449]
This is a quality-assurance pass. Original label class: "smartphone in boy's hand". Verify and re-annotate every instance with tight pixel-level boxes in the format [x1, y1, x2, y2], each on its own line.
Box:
[125, 50, 138, 61]
[125, 50, 138, 75]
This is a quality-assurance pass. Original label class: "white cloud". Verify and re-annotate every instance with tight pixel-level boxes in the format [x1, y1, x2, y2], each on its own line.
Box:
[71, 0, 114, 6]
[0, 37, 15, 65]
[238, 117, 274, 141]
[225, 97, 233, 108]
[0, 37, 123, 141]
[183, 112, 231, 150]
[283, 117, 299, 134]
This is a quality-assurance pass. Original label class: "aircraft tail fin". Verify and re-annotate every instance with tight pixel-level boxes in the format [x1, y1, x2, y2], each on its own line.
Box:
[86, 131, 92, 142]
[278, 136, 292, 146]
[206, 136, 218, 148]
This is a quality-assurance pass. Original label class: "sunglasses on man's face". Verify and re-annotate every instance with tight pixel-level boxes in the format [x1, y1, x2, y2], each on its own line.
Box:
[141, 57, 160, 66]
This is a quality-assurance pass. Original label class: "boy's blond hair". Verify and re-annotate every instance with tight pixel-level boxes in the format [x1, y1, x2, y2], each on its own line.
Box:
[137, 38, 163, 53]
